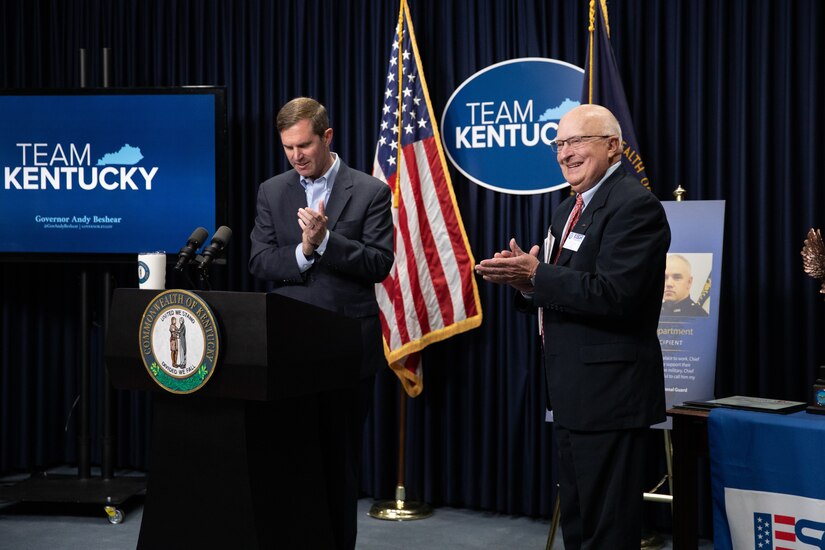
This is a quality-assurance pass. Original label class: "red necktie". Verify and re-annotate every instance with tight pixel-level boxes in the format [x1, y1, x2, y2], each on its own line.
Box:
[553, 194, 583, 264]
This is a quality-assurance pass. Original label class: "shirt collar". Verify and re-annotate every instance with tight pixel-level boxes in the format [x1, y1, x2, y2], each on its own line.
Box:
[300, 152, 340, 189]
[579, 161, 621, 208]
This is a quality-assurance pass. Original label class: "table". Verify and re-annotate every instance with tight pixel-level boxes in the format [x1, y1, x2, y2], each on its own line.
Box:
[667, 406, 710, 550]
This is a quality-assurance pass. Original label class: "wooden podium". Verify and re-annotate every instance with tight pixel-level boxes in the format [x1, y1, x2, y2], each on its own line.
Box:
[105, 289, 362, 549]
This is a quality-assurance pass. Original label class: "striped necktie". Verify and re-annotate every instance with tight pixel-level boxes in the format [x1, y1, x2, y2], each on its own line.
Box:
[553, 194, 583, 264]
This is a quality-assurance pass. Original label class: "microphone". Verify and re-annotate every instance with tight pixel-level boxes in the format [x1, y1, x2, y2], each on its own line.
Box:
[174, 227, 209, 271]
[197, 226, 232, 270]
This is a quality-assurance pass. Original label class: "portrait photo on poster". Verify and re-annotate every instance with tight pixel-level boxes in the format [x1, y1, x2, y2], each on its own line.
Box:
[661, 252, 712, 317]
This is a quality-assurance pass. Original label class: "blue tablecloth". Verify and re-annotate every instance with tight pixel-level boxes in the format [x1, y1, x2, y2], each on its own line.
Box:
[709, 408, 825, 549]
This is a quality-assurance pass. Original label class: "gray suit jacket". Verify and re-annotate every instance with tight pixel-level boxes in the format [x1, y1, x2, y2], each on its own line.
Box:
[518, 167, 671, 431]
[249, 161, 394, 377]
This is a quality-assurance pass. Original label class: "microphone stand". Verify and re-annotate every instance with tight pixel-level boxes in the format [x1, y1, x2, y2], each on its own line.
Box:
[195, 253, 228, 292]
[196, 256, 213, 291]
[174, 259, 198, 290]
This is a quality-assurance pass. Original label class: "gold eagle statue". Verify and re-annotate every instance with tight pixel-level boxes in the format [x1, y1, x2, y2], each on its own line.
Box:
[802, 228, 825, 294]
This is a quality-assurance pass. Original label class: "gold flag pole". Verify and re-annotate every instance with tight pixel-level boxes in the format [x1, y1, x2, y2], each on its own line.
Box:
[368, 383, 432, 520]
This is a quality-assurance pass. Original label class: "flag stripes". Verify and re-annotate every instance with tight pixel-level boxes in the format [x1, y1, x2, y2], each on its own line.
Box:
[373, 0, 482, 396]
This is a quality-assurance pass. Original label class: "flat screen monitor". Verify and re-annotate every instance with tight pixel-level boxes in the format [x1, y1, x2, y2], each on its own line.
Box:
[0, 87, 227, 262]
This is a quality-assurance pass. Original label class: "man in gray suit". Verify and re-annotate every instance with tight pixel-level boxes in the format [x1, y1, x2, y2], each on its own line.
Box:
[250, 97, 393, 549]
[476, 104, 670, 550]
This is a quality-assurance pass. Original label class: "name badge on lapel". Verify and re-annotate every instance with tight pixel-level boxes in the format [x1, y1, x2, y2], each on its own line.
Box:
[563, 232, 585, 252]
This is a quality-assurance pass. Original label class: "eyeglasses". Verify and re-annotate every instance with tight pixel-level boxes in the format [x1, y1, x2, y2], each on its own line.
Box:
[549, 135, 613, 153]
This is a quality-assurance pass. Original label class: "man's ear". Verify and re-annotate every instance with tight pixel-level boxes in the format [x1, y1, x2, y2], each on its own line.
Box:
[608, 135, 622, 155]
[323, 127, 333, 146]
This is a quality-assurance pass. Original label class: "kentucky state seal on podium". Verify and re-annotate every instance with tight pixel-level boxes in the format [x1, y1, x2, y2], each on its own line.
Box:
[138, 289, 220, 394]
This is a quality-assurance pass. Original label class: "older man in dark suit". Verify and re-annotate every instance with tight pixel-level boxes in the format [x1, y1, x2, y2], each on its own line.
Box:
[476, 104, 670, 550]
[250, 97, 393, 549]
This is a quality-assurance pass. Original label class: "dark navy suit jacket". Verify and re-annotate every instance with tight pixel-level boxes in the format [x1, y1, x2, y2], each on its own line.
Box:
[249, 161, 394, 377]
[518, 167, 671, 431]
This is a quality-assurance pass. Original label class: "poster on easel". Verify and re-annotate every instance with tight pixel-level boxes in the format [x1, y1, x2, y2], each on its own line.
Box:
[654, 200, 726, 429]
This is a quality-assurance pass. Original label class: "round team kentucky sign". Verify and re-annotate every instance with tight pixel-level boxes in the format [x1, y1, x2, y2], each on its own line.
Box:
[139, 289, 219, 394]
[441, 58, 584, 195]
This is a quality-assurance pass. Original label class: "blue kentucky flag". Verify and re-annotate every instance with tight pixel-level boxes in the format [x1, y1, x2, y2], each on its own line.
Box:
[581, 0, 651, 189]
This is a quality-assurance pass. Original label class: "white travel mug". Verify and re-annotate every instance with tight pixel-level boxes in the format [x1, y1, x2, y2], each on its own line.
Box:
[138, 251, 167, 290]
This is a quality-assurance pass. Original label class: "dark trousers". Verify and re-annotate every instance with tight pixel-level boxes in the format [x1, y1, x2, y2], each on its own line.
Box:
[554, 425, 647, 550]
[318, 375, 375, 550]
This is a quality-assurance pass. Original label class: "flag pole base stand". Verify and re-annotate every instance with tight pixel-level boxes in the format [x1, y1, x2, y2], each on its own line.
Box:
[368, 485, 432, 521]
[368, 499, 433, 521]
[640, 531, 664, 550]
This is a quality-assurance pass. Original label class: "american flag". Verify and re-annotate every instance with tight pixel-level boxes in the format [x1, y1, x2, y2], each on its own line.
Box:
[373, 0, 482, 397]
[754, 512, 797, 550]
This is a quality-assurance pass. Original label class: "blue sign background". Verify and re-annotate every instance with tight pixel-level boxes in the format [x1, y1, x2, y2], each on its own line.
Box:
[441, 58, 583, 195]
[0, 93, 217, 255]
[655, 200, 726, 429]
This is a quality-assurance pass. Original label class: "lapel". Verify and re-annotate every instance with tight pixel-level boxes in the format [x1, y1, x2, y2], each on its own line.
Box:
[324, 161, 353, 229]
[577, 167, 624, 232]
[553, 194, 576, 240]
[552, 194, 576, 265]
[554, 167, 624, 266]
[284, 173, 308, 229]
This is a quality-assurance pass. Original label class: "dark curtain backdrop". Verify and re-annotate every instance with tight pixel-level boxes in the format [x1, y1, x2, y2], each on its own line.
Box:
[1, 0, 823, 520]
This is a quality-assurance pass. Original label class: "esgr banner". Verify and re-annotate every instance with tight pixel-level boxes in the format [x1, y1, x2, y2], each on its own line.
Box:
[441, 58, 583, 195]
[710, 409, 825, 549]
